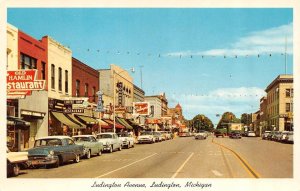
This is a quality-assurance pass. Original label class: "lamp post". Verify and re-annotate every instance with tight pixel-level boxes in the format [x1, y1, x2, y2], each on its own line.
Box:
[112, 67, 135, 133]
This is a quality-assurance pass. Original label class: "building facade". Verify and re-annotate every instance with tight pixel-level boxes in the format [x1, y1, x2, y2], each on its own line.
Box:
[265, 75, 293, 131]
[7, 24, 48, 151]
[144, 95, 162, 131]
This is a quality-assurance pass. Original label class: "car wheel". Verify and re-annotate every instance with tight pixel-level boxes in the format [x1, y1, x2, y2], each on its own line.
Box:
[86, 150, 91, 159]
[109, 145, 113, 153]
[118, 145, 122, 151]
[97, 149, 102, 156]
[74, 154, 80, 163]
[12, 164, 20, 176]
[132, 143, 134, 148]
[127, 144, 130, 149]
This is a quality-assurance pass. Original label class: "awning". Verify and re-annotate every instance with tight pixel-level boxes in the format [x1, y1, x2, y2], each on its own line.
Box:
[7, 116, 30, 127]
[51, 112, 85, 129]
[76, 115, 98, 125]
[66, 114, 86, 128]
[116, 117, 133, 130]
[103, 119, 125, 129]
[125, 119, 144, 130]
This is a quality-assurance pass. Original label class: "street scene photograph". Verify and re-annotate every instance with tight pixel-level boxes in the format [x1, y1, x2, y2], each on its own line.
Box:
[4, 6, 296, 183]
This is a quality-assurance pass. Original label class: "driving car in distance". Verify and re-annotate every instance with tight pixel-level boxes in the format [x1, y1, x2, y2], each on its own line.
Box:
[262, 131, 271, 140]
[214, 131, 224, 138]
[73, 135, 103, 159]
[229, 131, 242, 139]
[195, 130, 208, 140]
[247, 131, 256, 137]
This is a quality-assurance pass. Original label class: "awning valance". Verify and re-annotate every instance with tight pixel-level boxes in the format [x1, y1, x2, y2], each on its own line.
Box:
[76, 115, 98, 125]
[51, 112, 85, 129]
[103, 119, 125, 129]
[125, 119, 144, 130]
[7, 116, 30, 127]
[66, 114, 86, 128]
[116, 117, 133, 130]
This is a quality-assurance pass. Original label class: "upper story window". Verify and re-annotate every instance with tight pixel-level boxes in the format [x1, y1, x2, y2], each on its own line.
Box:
[51, 64, 55, 89]
[286, 88, 293, 98]
[75, 80, 80, 97]
[92, 86, 96, 102]
[41, 62, 46, 80]
[58, 67, 62, 91]
[65, 70, 68, 94]
[20, 53, 37, 69]
[85, 83, 89, 97]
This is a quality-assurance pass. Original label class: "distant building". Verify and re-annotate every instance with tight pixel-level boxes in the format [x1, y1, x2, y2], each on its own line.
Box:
[144, 95, 162, 131]
[133, 84, 145, 102]
[265, 74, 293, 131]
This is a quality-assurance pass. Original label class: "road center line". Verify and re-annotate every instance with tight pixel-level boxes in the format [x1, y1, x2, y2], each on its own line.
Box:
[171, 152, 194, 178]
[95, 153, 158, 178]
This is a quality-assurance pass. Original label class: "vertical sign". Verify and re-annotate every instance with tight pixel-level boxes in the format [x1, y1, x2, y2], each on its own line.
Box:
[95, 91, 105, 112]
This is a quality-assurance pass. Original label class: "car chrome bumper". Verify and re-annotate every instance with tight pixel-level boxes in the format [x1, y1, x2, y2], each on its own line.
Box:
[29, 156, 58, 166]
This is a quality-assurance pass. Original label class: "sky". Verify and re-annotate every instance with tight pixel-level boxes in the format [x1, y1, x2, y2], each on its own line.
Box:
[7, 8, 293, 125]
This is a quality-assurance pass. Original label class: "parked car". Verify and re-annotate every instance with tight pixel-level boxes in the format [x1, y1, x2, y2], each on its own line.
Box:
[273, 131, 283, 141]
[279, 131, 290, 142]
[214, 131, 224, 138]
[96, 133, 122, 153]
[153, 132, 163, 142]
[229, 131, 242, 139]
[262, 131, 271, 140]
[283, 131, 294, 144]
[166, 131, 173, 139]
[247, 131, 256, 137]
[28, 136, 84, 168]
[137, 131, 156, 144]
[266, 131, 276, 140]
[7, 148, 29, 177]
[73, 135, 103, 159]
[157, 131, 167, 141]
[117, 132, 135, 149]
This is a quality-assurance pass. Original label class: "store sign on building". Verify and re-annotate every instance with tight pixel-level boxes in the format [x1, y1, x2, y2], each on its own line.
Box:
[7, 70, 46, 92]
[133, 102, 150, 115]
[63, 100, 85, 113]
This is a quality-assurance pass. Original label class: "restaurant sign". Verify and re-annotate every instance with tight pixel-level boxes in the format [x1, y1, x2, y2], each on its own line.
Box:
[7, 70, 46, 92]
[133, 102, 150, 116]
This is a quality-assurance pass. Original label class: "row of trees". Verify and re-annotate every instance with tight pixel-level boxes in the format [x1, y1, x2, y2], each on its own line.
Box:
[186, 112, 252, 132]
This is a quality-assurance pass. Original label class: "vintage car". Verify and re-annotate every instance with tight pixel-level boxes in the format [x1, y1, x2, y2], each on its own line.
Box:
[229, 131, 242, 139]
[153, 132, 163, 142]
[137, 131, 156, 144]
[73, 135, 103, 158]
[195, 130, 208, 140]
[214, 131, 225, 138]
[28, 136, 84, 168]
[96, 133, 122, 153]
[117, 132, 135, 149]
[7, 148, 29, 177]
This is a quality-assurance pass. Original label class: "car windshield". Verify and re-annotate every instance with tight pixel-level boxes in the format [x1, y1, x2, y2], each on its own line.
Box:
[118, 133, 129, 137]
[141, 132, 152, 135]
[35, 139, 62, 147]
[97, 134, 112, 139]
[73, 137, 90, 142]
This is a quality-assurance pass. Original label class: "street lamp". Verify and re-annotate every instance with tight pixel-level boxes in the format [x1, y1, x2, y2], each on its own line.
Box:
[113, 67, 135, 133]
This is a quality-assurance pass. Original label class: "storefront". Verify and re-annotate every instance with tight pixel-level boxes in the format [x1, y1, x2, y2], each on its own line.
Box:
[7, 116, 30, 151]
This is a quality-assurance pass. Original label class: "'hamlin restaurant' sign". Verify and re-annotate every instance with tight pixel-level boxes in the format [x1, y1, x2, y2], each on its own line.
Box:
[7, 70, 46, 91]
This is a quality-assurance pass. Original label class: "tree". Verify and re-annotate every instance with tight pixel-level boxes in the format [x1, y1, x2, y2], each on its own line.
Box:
[191, 114, 214, 132]
[241, 113, 252, 126]
[216, 112, 241, 129]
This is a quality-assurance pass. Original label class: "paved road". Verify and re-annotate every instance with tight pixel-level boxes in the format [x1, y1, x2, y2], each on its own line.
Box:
[14, 136, 293, 178]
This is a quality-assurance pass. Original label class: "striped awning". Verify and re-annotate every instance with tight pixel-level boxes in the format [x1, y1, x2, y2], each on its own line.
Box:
[51, 112, 85, 129]
[66, 114, 86, 128]
[76, 115, 98, 125]
[116, 117, 133, 130]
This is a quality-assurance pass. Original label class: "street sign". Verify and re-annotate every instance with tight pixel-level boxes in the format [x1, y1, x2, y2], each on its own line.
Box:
[96, 91, 104, 112]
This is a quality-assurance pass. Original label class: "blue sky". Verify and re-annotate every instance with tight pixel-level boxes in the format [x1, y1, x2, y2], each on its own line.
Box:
[8, 8, 293, 125]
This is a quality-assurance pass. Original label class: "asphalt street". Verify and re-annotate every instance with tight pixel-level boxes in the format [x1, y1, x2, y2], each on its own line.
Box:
[14, 135, 293, 178]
